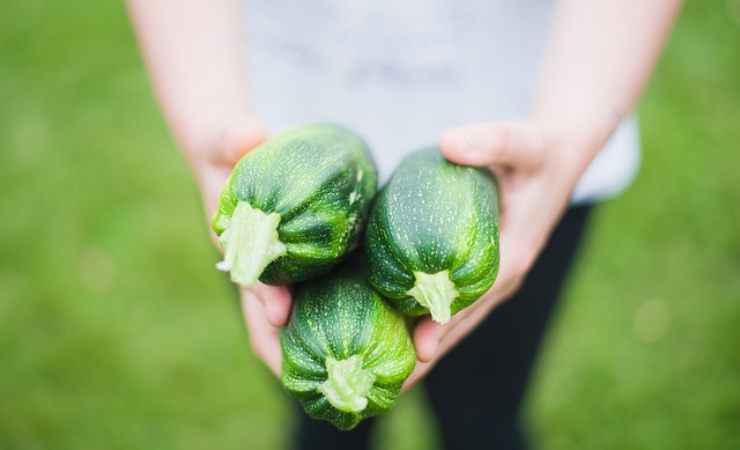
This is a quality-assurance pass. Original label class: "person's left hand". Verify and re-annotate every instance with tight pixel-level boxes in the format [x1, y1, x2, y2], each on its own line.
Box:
[403, 120, 594, 390]
[185, 116, 292, 377]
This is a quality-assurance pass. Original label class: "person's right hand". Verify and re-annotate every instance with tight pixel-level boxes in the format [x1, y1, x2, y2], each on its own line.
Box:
[185, 116, 290, 376]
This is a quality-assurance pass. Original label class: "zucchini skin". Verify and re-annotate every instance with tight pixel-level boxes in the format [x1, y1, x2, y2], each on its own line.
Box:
[365, 147, 500, 319]
[212, 123, 378, 285]
[280, 263, 416, 430]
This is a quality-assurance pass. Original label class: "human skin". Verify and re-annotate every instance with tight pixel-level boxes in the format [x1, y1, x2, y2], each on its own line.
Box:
[127, 0, 682, 386]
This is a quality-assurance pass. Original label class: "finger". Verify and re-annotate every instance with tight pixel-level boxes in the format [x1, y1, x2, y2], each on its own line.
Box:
[199, 164, 232, 221]
[248, 283, 292, 327]
[241, 291, 282, 377]
[488, 250, 531, 302]
[412, 317, 446, 362]
[401, 360, 433, 392]
[211, 119, 267, 166]
[413, 290, 496, 362]
[440, 121, 544, 170]
[496, 240, 521, 287]
[491, 189, 553, 299]
[405, 302, 494, 390]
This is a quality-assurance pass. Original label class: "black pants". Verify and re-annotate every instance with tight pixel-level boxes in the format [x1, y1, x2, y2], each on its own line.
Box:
[293, 205, 593, 450]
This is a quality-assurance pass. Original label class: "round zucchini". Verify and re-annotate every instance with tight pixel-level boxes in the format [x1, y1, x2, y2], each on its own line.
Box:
[365, 148, 500, 324]
[280, 264, 416, 430]
[211, 123, 378, 287]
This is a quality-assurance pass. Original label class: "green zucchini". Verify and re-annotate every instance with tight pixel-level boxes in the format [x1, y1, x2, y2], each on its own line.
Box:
[365, 148, 500, 324]
[211, 123, 378, 287]
[280, 263, 416, 430]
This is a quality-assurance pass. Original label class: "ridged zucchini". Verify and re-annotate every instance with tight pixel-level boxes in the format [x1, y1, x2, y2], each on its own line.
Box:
[365, 148, 500, 324]
[211, 124, 377, 286]
[280, 263, 416, 430]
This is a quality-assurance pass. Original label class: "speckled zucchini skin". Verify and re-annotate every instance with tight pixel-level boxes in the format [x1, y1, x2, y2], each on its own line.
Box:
[280, 264, 416, 430]
[365, 147, 500, 318]
[212, 123, 377, 284]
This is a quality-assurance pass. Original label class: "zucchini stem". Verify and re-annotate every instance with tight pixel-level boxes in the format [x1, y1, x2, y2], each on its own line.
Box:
[319, 355, 376, 413]
[215, 201, 286, 287]
[408, 270, 459, 324]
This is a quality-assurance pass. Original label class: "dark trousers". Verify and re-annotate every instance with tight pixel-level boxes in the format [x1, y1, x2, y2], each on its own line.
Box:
[293, 205, 593, 450]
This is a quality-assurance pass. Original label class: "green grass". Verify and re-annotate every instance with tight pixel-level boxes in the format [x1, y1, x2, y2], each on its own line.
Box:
[1, 0, 739, 449]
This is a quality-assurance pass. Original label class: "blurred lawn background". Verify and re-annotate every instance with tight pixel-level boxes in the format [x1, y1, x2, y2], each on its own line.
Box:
[1, 0, 739, 449]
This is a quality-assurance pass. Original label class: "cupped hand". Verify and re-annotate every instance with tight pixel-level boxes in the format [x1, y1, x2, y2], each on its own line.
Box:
[403, 120, 589, 390]
[189, 118, 590, 386]
[187, 117, 290, 377]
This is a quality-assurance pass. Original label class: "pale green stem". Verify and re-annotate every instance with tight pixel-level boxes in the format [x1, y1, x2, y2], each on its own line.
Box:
[318, 355, 376, 413]
[407, 270, 459, 324]
[215, 201, 286, 287]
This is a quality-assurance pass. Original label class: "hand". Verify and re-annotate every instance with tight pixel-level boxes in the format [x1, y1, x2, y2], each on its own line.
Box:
[403, 120, 593, 390]
[186, 116, 290, 377]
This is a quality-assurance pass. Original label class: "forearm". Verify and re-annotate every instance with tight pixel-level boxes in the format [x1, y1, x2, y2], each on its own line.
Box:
[534, 0, 682, 179]
[126, 0, 250, 158]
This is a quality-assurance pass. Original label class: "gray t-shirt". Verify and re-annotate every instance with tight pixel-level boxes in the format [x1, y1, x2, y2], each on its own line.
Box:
[242, 0, 640, 204]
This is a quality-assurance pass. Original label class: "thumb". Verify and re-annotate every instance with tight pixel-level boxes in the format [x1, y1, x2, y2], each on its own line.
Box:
[440, 121, 544, 170]
[246, 283, 292, 327]
[211, 119, 267, 166]
[413, 317, 446, 362]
